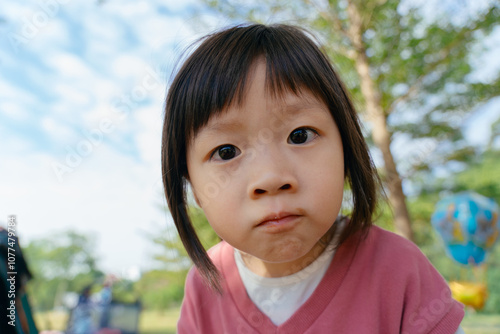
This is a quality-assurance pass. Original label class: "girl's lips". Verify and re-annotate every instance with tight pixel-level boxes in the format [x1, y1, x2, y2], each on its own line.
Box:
[257, 213, 301, 232]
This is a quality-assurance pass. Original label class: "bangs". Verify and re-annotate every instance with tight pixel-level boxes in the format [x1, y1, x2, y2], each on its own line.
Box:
[174, 24, 338, 141]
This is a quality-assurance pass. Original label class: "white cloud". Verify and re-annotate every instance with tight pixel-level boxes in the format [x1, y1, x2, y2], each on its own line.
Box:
[41, 116, 75, 142]
[134, 106, 163, 165]
[0, 135, 32, 154]
[52, 82, 92, 106]
[46, 52, 95, 78]
[152, 0, 201, 10]
[92, 80, 121, 102]
[0, 79, 35, 106]
[111, 55, 149, 80]
[135, 16, 195, 50]
[104, 1, 151, 18]
[0, 101, 30, 121]
[79, 7, 131, 55]
[81, 103, 116, 130]
[1, 2, 30, 19]
[25, 14, 71, 50]
[0, 146, 167, 274]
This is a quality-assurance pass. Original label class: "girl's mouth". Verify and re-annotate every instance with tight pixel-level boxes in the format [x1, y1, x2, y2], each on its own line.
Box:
[257, 213, 301, 232]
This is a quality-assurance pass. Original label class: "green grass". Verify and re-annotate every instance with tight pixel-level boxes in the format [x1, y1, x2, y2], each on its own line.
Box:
[34, 310, 68, 331]
[139, 308, 180, 334]
[33, 308, 499, 334]
[34, 307, 180, 334]
[462, 312, 500, 334]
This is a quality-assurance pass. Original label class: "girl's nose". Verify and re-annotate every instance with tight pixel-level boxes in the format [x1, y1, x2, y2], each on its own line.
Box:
[247, 150, 298, 199]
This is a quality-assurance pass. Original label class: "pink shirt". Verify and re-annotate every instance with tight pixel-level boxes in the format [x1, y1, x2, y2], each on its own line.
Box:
[178, 226, 464, 333]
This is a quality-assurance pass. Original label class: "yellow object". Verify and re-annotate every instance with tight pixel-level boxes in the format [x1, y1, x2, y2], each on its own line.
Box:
[452, 220, 465, 242]
[449, 281, 488, 310]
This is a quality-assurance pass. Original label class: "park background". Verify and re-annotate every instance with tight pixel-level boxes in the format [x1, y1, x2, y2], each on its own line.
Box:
[1, 0, 499, 333]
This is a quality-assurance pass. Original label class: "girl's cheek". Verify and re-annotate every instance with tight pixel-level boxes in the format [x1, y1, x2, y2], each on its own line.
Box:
[191, 189, 204, 208]
[207, 169, 232, 192]
[193, 169, 234, 207]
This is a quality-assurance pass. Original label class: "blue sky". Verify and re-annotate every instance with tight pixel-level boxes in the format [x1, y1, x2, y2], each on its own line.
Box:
[1, 0, 498, 280]
[0, 0, 230, 279]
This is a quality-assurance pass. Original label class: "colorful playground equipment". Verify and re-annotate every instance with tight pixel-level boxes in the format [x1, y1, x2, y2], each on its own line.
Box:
[431, 191, 499, 310]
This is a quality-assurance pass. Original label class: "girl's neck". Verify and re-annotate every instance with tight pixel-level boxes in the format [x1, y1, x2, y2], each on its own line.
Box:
[239, 240, 328, 277]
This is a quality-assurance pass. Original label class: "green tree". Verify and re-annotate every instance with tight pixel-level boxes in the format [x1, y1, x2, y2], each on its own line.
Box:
[134, 269, 186, 309]
[23, 230, 103, 311]
[152, 206, 220, 271]
[487, 115, 500, 151]
[111, 279, 138, 303]
[141, 206, 219, 309]
[200, 0, 500, 240]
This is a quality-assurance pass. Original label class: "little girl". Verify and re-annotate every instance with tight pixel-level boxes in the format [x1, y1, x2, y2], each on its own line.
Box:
[161, 24, 465, 333]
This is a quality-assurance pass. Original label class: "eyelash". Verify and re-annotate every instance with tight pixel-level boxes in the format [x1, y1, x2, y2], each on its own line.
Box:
[209, 127, 319, 161]
[210, 144, 240, 161]
[287, 127, 319, 145]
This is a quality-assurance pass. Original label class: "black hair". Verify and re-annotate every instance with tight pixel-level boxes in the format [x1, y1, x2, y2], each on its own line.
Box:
[161, 23, 379, 292]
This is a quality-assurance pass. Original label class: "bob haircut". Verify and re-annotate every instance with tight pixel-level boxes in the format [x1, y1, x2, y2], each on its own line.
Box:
[162, 23, 379, 292]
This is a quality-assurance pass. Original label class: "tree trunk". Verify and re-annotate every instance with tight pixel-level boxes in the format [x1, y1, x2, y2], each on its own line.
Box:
[346, 0, 414, 241]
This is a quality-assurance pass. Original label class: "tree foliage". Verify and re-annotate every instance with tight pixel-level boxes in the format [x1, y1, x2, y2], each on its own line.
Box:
[22, 230, 104, 311]
[203, 0, 499, 118]
[200, 0, 500, 239]
[151, 206, 220, 271]
[138, 206, 220, 309]
[134, 269, 186, 309]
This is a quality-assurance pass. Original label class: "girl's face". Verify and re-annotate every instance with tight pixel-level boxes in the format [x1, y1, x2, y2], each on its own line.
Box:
[186, 60, 345, 277]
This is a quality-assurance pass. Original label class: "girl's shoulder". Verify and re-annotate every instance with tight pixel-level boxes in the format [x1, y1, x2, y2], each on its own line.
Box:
[366, 225, 424, 256]
[344, 226, 464, 333]
[357, 225, 434, 272]
[206, 240, 233, 266]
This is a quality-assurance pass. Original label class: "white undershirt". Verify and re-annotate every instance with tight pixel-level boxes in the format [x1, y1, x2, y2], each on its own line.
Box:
[235, 243, 336, 325]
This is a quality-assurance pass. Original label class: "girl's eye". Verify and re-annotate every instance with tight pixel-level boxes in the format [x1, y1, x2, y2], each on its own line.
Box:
[288, 128, 318, 144]
[211, 145, 240, 161]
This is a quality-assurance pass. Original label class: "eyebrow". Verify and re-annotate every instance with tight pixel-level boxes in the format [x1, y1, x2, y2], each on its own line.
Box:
[280, 100, 326, 114]
[200, 118, 244, 136]
[196, 99, 328, 139]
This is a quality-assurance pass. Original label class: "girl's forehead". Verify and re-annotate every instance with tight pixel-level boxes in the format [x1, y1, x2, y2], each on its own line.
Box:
[196, 89, 329, 139]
